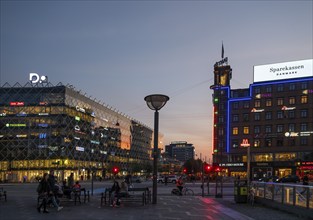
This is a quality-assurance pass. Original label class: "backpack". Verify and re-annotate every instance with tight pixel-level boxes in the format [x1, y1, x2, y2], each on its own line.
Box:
[36, 182, 42, 193]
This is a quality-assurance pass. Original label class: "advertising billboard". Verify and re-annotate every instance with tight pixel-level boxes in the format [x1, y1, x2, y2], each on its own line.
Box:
[253, 59, 313, 83]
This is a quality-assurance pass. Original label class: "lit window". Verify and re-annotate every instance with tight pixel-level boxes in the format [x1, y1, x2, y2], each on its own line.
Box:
[254, 100, 261, 107]
[289, 97, 296, 105]
[277, 98, 284, 106]
[233, 127, 238, 135]
[265, 99, 272, 107]
[254, 140, 260, 147]
[243, 127, 249, 134]
[301, 95, 308, 104]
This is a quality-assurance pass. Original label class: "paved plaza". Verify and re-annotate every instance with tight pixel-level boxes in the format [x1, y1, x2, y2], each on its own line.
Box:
[0, 182, 309, 220]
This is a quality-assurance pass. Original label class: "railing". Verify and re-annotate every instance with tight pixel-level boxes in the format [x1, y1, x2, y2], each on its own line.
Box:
[251, 181, 313, 209]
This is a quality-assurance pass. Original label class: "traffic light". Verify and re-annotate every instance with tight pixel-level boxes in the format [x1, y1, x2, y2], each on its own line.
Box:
[183, 168, 187, 174]
[203, 163, 212, 173]
[112, 166, 119, 175]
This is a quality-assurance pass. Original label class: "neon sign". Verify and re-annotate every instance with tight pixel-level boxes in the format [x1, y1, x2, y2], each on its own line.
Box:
[240, 139, 250, 147]
[10, 102, 24, 106]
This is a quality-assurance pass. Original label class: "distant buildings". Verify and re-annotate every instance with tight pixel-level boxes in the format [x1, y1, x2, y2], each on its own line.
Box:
[0, 80, 153, 182]
[165, 141, 195, 162]
[210, 58, 313, 180]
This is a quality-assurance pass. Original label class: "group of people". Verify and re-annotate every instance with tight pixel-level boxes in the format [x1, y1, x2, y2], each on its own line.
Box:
[109, 179, 129, 207]
[36, 170, 82, 214]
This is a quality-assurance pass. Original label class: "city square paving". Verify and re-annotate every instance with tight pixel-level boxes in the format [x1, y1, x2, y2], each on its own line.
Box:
[0, 182, 308, 220]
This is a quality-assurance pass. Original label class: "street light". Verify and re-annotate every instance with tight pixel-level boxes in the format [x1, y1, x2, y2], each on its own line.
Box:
[144, 94, 169, 204]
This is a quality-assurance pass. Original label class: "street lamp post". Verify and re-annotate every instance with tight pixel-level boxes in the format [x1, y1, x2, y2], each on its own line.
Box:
[144, 94, 169, 204]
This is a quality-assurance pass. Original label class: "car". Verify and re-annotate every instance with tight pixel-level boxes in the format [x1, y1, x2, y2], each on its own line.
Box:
[278, 175, 300, 183]
[164, 175, 178, 184]
[131, 176, 144, 183]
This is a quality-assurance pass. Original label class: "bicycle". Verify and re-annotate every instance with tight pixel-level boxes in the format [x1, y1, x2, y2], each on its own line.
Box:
[247, 186, 255, 206]
[171, 187, 194, 196]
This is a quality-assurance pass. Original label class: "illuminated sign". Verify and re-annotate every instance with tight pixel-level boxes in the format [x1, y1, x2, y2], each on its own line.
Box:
[64, 137, 71, 143]
[16, 134, 27, 138]
[76, 146, 84, 152]
[240, 139, 250, 147]
[251, 108, 264, 113]
[75, 116, 80, 121]
[285, 132, 299, 137]
[219, 163, 244, 167]
[90, 140, 100, 145]
[38, 113, 49, 116]
[0, 113, 7, 117]
[76, 106, 86, 113]
[214, 57, 228, 67]
[282, 106, 296, 111]
[16, 112, 27, 117]
[29, 73, 48, 84]
[302, 89, 313, 94]
[6, 123, 26, 127]
[74, 125, 80, 131]
[39, 133, 47, 139]
[255, 93, 272, 99]
[10, 102, 24, 106]
[254, 59, 313, 83]
[38, 123, 48, 127]
[39, 102, 48, 105]
[74, 136, 80, 140]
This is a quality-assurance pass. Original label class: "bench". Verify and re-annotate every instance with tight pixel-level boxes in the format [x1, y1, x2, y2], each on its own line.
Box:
[100, 187, 151, 206]
[59, 188, 90, 205]
[0, 187, 7, 201]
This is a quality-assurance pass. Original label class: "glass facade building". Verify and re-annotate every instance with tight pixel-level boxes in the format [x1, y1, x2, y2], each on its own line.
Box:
[0, 83, 153, 182]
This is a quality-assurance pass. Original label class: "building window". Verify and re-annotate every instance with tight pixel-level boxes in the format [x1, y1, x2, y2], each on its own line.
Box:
[288, 138, 296, 146]
[232, 140, 239, 148]
[300, 109, 308, 118]
[218, 128, 224, 135]
[277, 84, 284, 92]
[300, 123, 308, 131]
[243, 126, 249, 134]
[288, 124, 295, 132]
[276, 139, 284, 147]
[233, 114, 239, 122]
[243, 101, 250, 109]
[300, 137, 308, 146]
[265, 99, 272, 107]
[219, 116, 224, 123]
[233, 127, 238, 135]
[289, 97, 296, 105]
[301, 82, 308, 89]
[254, 87, 260, 94]
[301, 95, 308, 104]
[243, 114, 249, 121]
[265, 125, 272, 133]
[277, 124, 284, 133]
[254, 126, 260, 134]
[233, 102, 239, 109]
[277, 98, 284, 106]
[254, 100, 261, 107]
[254, 140, 260, 148]
[277, 111, 284, 119]
[254, 113, 261, 121]
[265, 139, 272, 147]
[289, 83, 296, 90]
[288, 110, 295, 119]
[265, 112, 272, 120]
[265, 86, 272, 93]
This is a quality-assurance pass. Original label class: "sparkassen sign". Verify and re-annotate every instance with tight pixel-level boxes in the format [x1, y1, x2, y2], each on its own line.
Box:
[253, 59, 313, 83]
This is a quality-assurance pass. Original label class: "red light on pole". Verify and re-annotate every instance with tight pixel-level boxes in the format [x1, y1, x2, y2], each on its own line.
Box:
[112, 166, 119, 175]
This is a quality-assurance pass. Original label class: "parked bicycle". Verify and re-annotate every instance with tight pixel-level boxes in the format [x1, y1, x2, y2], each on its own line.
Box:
[171, 186, 194, 196]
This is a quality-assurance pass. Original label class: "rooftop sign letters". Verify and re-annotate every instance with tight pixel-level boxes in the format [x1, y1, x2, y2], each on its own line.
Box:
[240, 139, 250, 147]
[29, 73, 48, 84]
[253, 59, 313, 83]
